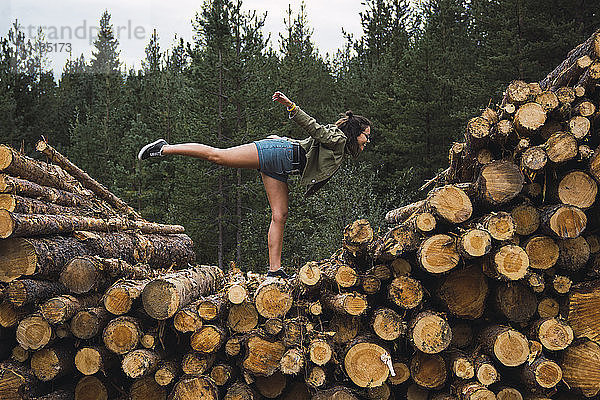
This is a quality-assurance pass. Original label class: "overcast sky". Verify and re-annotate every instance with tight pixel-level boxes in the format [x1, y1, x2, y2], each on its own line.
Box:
[0, 0, 368, 78]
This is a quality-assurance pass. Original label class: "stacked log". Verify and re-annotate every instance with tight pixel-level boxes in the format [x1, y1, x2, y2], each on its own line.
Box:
[1, 30, 600, 400]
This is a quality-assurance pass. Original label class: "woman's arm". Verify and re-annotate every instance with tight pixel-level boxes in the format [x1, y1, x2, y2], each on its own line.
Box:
[272, 91, 345, 146]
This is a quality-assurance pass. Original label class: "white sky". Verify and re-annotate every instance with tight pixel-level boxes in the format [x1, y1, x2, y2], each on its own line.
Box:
[0, 0, 368, 78]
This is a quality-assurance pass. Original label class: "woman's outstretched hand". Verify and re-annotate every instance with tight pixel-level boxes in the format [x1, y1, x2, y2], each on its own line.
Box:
[272, 91, 294, 109]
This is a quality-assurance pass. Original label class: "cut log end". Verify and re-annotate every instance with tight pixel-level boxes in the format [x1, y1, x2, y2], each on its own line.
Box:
[344, 342, 389, 388]
[419, 234, 460, 274]
[411, 312, 452, 354]
[494, 245, 529, 281]
[493, 329, 530, 367]
[59, 257, 100, 294]
[0, 239, 37, 282]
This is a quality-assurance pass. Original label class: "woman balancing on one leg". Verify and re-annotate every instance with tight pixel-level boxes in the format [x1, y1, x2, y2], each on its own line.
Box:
[138, 91, 372, 278]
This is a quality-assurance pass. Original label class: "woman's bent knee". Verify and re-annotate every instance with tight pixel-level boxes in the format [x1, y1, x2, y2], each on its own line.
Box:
[272, 210, 288, 225]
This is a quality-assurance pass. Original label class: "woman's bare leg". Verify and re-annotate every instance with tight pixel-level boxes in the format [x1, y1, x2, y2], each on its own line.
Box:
[162, 143, 260, 169]
[261, 173, 289, 272]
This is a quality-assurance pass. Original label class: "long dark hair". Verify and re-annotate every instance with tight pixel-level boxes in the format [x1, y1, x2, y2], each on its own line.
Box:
[335, 111, 372, 157]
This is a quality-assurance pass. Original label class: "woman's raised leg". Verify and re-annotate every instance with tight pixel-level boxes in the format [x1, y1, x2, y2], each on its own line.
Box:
[261, 173, 289, 273]
[162, 143, 260, 169]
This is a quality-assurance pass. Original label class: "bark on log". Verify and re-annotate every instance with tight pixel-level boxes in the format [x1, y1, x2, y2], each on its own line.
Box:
[0, 145, 83, 194]
[40, 293, 102, 325]
[142, 265, 223, 320]
[36, 140, 141, 219]
[321, 261, 358, 288]
[6, 279, 65, 307]
[104, 278, 151, 316]
[0, 232, 194, 282]
[0, 194, 91, 216]
[322, 292, 367, 316]
[385, 200, 426, 225]
[0, 211, 185, 238]
[0, 174, 90, 207]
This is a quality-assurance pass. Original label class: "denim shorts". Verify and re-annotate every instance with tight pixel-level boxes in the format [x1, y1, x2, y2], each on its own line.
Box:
[253, 138, 295, 183]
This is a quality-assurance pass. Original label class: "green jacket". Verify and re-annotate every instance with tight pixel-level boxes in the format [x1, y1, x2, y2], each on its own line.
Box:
[290, 107, 347, 196]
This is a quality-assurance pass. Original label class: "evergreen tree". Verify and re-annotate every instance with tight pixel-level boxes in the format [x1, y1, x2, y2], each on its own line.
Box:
[89, 11, 121, 74]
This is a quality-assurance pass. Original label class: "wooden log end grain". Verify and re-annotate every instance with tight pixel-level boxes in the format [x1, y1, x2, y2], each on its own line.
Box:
[521, 146, 548, 171]
[480, 326, 530, 367]
[522, 357, 563, 389]
[254, 278, 293, 319]
[388, 361, 410, 385]
[482, 212, 516, 241]
[569, 115, 591, 139]
[242, 335, 285, 376]
[181, 353, 215, 376]
[305, 366, 326, 388]
[372, 308, 406, 341]
[280, 347, 304, 375]
[298, 261, 321, 287]
[514, 102, 547, 135]
[173, 308, 203, 333]
[209, 363, 232, 387]
[75, 347, 110, 376]
[426, 185, 473, 224]
[343, 219, 374, 255]
[474, 355, 499, 386]
[75, 376, 109, 400]
[170, 375, 218, 400]
[388, 275, 423, 309]
[344, 342, 390, 388]
[558, 171, 597, 209]
[535, 318, 574, 351]
[545, 133, 578, 163]
[16, 313, 52, 350]
[130, 375, 166, 400]
[458, 229, 492, 259]
[190, 325, 226, 354]
[6, 279, 65, 308]
[567, 281, 600, 342]
[505, 80, 531, 104]
[227, 301, 258, 334]
[255, 371, 286, 398]
[493, 245, 529, 281]
[454, 381, 495, 400]
[410, 311, 452, 354]
[410, 351, 447, 390]
[562, 339, 600, 397]
[495, 387, 522, 400]
[103, 279, 149, 316]
[0, 238, 37, 282]
[438, 265, 488, 320]
[419, 234, 460, 274]
[70, 307, 110, 340]
[542, 204, 587, 239]
[59, 256, 102, 294]
[122, 349, 161, 379]
[309, 339, 333, 366]
[30, 346, 74, 381]
[535, 91, 559, 111]
[495, 282, 537, 324]
[477, 161, 524, 206]
[102, 316, 142, 355]
[524, 236, 559, 270]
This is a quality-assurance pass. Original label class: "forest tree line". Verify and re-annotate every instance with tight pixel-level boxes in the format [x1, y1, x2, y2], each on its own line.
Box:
[0, 0, 597, 270]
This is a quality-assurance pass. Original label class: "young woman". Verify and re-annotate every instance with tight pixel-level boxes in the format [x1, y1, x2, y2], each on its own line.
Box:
[138, 91, 372, 277]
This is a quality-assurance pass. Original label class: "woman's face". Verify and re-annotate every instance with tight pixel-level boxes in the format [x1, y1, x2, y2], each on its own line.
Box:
[357, 126, 371, 152]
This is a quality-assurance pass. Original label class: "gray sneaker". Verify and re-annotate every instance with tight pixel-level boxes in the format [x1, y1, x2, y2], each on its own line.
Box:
[138, 139, 168, 160]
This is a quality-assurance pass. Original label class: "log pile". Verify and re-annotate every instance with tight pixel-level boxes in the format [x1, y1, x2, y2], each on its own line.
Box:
[1, 31, 600, 400]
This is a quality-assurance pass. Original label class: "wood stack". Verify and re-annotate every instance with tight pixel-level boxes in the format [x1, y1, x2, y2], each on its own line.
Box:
[1, 31, 600, 400]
